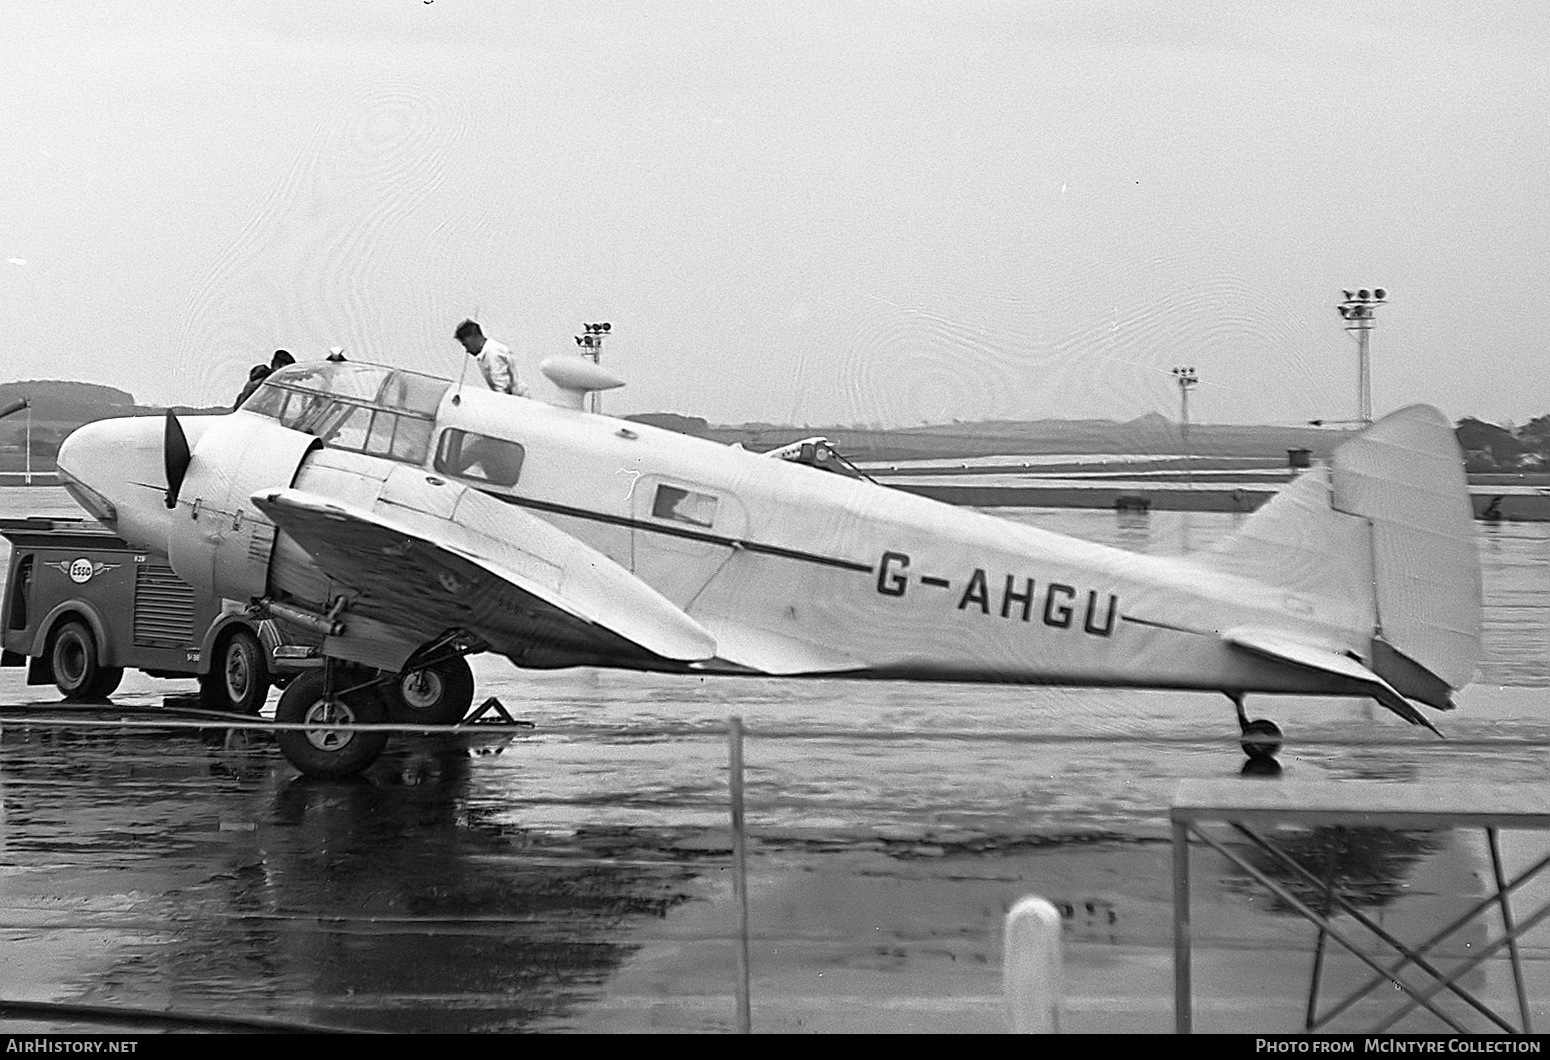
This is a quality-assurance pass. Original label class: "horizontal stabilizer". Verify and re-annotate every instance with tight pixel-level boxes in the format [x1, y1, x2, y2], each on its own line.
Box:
[1225, 627, 1440, 735]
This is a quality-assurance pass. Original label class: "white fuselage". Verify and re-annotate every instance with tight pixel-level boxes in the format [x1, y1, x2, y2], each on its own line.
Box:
[318, 386, 1365, 695]
[57, 380, 1373, 699]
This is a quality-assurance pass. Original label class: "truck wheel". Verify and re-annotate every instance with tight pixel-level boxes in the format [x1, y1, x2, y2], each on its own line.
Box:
[201, 626, 271, 715]
[94, 666, 124, 698]
[274, 669, 389, 779]
[386, 656, 475, 726]
[50, 619, 122, 701]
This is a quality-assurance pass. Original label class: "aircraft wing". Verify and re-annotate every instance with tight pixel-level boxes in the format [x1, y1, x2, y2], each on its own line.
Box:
[1224, 627, 1440, 734]
[691, 615, 863, 675]
[251, 484, 717, 664]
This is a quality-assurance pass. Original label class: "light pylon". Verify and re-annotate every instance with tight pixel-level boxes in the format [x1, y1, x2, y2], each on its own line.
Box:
[574, 322, 611, 414]
[1171, 366, 1198, 444]
[1337, 288, 1386, 427]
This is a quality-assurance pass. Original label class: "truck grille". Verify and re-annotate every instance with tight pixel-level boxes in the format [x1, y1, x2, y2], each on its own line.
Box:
[134, 564, 196, 647]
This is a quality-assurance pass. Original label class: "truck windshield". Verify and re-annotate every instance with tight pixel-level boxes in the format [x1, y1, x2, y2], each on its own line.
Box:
[242, 361, 452, 465]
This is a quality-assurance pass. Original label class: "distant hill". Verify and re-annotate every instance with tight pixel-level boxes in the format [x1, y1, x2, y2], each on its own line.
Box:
[0, 379, 135, 417]
[625, 412, 712, 437]
[0, 380, 225, 472]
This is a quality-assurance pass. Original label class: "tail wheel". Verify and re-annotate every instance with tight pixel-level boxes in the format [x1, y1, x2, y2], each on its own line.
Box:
[387, 655, 475, 726]
[275, 669, 389, 779]
[1231, 693, 1283, 760]
[201, 626, 271, 715]
[49, 619, 123, 701]
[1240, 719, 1284, 759]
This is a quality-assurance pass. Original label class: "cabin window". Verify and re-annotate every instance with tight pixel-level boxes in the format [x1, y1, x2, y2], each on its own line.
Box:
[435, 429, 526, 487]
[652, 485, 718, 528]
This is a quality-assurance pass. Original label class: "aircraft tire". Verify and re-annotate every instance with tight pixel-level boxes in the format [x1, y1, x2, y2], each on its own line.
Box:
[385, 656, 475, 726]
[275, 669, 390, 779]
[50, 619, 122, 701]
[1240, 718, 1283, 759]
[201, 626, 271, 716]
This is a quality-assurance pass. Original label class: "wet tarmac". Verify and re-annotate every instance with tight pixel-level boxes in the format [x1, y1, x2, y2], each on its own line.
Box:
[2, 494, 1550, 1033]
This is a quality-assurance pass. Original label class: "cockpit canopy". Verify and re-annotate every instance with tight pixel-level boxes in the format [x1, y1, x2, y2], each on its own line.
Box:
[241, 361, 453, 465]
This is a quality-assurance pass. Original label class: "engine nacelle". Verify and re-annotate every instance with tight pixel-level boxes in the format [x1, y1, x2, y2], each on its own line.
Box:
[166, 415, 319, 602]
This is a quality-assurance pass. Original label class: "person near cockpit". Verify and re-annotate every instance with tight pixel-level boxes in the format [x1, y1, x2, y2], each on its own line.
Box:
[233, 350, 296, 409]
[454, 319, 528, 397]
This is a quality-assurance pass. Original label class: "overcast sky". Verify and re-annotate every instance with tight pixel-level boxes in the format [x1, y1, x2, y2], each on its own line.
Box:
[3, 1, 1545, 428]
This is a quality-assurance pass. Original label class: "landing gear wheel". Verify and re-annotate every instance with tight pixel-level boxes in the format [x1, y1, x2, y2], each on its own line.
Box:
[386, 656, 475, 726]
[1232, 693, 1284, 759]
[275, 668, 389, 779]
[201, 626, 271, 715]
[49, 619, 123, 701]
[1240, 718, 1284, 759]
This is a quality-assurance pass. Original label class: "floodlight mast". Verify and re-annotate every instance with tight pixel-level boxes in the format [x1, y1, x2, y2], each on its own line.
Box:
[1337, 288, 1387, 427]
[573, 322, 611, 414]
[1171, 366, 1198, 444]
[1171, 366, 1199, 490]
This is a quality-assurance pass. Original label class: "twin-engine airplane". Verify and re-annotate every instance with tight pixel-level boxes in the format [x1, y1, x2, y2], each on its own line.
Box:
[54, 356, 1482, 778]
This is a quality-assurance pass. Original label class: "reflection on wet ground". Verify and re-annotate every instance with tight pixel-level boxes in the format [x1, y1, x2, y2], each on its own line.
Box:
[1, 705, 1548, 1034]
[2, 501, 1549, 1031]
[0, 729, 730, 1032]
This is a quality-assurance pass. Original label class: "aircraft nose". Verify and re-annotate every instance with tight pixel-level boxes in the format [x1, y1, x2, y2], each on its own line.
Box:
[56, 416, 171, 546]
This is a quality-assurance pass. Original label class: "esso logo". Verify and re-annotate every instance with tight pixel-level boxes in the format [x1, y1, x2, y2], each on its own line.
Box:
[68, 558, 95, 584]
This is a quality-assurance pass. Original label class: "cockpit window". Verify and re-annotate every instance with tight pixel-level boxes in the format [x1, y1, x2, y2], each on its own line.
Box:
[243, 360, 452, 465]
[318, 404, 371, 451]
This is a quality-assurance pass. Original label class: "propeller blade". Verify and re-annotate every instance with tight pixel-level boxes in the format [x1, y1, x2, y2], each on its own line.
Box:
[164, 410, 191, 509]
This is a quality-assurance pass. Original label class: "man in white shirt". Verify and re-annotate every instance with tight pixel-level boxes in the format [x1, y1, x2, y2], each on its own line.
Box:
[454, 319, 529, 397]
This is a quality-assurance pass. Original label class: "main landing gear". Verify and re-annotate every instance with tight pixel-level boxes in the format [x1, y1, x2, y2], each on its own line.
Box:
[1231, 692, 1284, 763]
[274, 666, 390, 780]
[273, 638, 481, 779]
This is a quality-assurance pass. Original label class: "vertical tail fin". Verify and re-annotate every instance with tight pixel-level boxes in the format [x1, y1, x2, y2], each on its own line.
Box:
[1330, 405, 1482, 692]
[1210, 406, 1481, 704]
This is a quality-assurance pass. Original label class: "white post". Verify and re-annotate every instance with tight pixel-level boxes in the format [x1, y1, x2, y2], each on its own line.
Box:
[1003, 895, 1063, 1032]
[729, 716, 751, 1033]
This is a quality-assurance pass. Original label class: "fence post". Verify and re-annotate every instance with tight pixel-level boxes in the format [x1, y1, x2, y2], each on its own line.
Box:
[729, 716, 751, 1033]
[1003, 896, 1063, 1032]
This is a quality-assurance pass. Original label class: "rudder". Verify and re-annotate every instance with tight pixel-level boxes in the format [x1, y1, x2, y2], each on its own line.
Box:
[1330, 404, 1482, 694]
